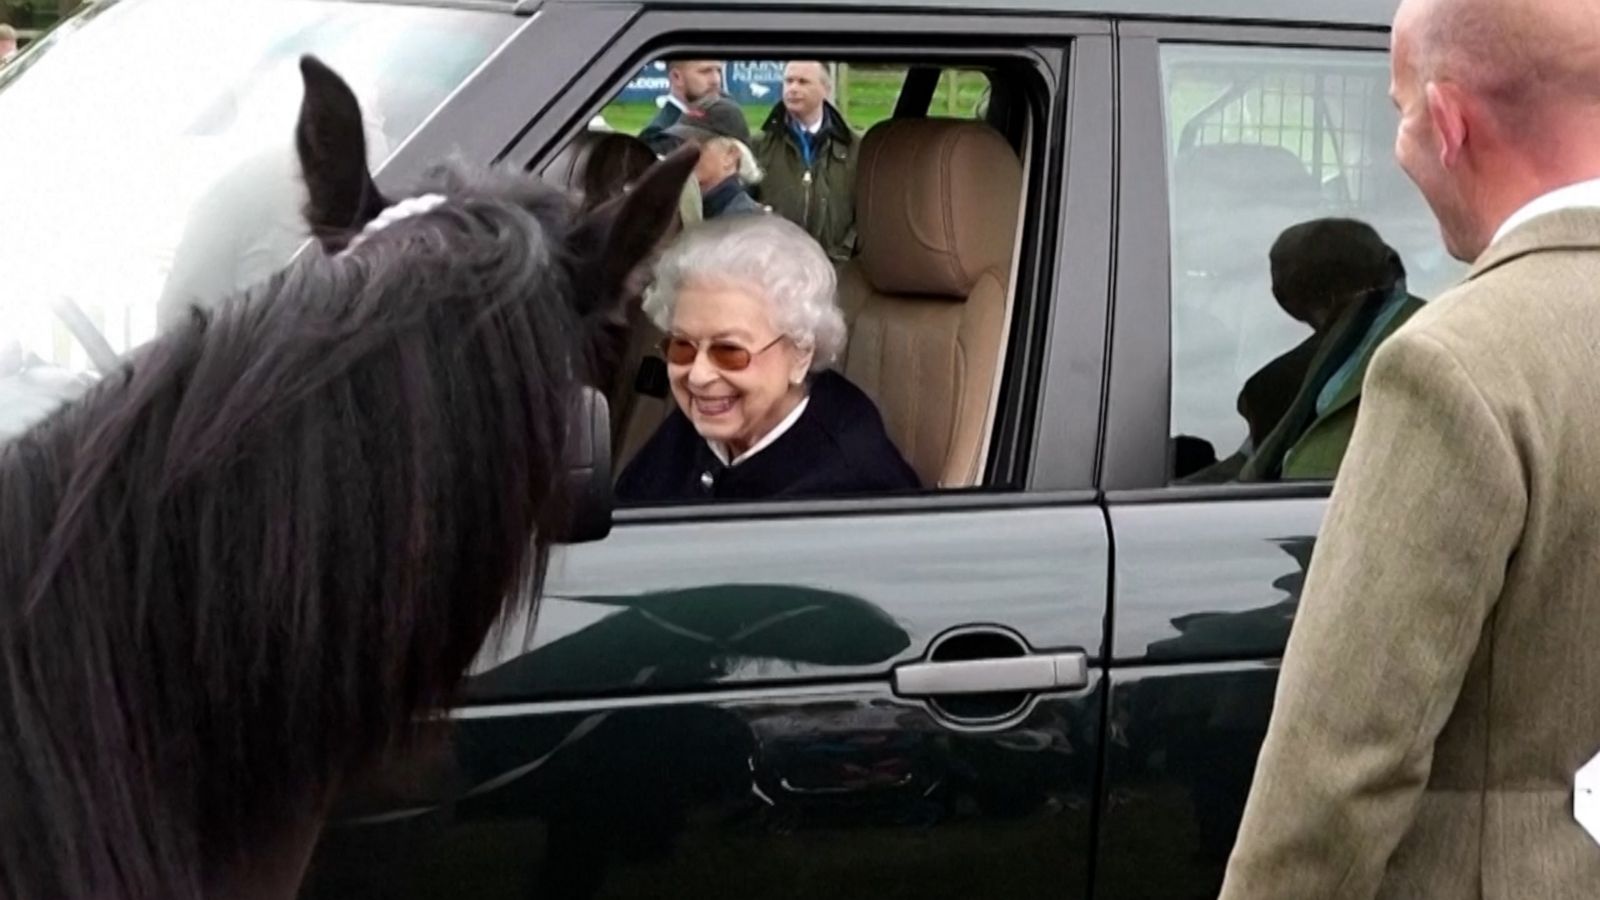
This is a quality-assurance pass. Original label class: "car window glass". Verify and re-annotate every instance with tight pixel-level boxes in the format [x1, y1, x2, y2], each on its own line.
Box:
[1161, 44, 1467, 484]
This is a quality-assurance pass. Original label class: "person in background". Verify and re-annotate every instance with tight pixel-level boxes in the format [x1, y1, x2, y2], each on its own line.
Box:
[640, 59, 724, 155]
[616, 215, 918, 503]
[0, 25, 19, 65]
[753, 61, 861, 261]
[665, 95, 768, 220]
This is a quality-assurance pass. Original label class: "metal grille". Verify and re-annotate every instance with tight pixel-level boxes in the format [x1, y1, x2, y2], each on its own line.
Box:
[1177, 68, 1386, 209]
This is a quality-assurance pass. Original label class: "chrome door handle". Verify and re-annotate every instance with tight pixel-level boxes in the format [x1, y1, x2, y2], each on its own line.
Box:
[893, 652, 1089, 698]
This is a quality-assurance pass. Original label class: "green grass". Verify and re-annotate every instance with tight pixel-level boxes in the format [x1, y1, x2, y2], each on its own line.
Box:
[596, 65, 991, 138]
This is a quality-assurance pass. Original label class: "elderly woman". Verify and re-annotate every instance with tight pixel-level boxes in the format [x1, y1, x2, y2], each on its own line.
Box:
[664, 95, 769, 219]
[615, 215, 919, 502]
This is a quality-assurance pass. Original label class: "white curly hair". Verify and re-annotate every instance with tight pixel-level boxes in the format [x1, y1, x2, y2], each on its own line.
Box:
[643, 214, 846, 370]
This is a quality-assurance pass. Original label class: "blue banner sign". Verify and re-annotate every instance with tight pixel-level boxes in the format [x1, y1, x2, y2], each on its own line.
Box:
[614, 60, 789, 109]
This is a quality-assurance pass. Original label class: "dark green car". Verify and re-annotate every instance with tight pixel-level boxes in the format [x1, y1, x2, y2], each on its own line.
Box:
[2, 0, 1463, 896]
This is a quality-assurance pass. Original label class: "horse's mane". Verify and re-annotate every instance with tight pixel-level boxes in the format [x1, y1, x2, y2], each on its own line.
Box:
[0, 56, 695, 900]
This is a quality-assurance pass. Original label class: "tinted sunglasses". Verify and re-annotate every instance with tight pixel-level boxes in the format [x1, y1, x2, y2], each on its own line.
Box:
[660, 334, 784, 371]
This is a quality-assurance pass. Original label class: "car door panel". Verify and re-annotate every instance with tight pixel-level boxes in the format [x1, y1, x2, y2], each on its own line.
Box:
[1091, 21, 1401, 900]
[1109, 497, 1324, 663]
[1092, 498, 1319, 899]
[465, 506, 1110, 700]
[298, 5, 1116, 895]
[308, 687, 1102, 899]
[302, 504, 1109, 899]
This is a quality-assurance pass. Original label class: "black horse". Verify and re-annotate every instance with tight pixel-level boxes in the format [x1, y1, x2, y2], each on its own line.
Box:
[0, 56, 696, 900]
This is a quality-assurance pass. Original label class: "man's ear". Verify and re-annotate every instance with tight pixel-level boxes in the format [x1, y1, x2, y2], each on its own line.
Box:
[295, 54, 390, 252]
[568, 143, 701, 318]
[1426, 81, 1469, 169]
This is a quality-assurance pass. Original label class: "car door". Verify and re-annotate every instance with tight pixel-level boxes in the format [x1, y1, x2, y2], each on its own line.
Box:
[1091, 18, 1468, 900]
[298, 6, 1117, 900]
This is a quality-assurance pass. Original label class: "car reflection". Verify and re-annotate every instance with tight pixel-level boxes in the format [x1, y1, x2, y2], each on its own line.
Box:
[466, 582, 915, 701]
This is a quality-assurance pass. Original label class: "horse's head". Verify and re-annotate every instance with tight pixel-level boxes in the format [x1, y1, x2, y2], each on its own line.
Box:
[0, 56, 702, 900]
[293, 54, 697, 384]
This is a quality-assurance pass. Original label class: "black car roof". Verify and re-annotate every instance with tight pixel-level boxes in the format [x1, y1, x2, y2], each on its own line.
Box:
[535, 0, 1399, 29]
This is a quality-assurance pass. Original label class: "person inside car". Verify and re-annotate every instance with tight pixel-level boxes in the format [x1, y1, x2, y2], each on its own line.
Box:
[1182, 217, 1427, 483]
[665, 95, 770, 220]
[1237, 217, 1426, 481]
[615, 215, 920, 503]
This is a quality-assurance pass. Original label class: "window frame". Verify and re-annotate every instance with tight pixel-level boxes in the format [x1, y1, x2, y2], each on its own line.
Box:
[496, 9, 1115, 525]
[1103, 21, 1400, 499]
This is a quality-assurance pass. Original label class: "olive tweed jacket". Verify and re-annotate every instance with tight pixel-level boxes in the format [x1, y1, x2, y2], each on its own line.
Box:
[1221, 208, 1600, 900]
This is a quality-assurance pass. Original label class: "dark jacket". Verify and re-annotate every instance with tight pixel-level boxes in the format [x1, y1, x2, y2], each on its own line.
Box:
[615, 369, 920, 504]
[1180, 284, 1426, 486]
[751, 101, 860, 261]
[639, 101, 684, 155]
[1240, 283, 1426, 482]
[702, 176, 767, 219]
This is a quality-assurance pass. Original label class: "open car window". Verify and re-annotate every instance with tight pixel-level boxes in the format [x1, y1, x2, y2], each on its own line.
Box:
[557, 57, 1031, 505]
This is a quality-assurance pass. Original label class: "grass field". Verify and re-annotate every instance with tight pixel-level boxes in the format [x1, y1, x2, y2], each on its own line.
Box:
[597, 65, 991, 137]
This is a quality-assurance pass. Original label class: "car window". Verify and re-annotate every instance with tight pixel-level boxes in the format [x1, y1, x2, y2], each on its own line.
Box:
[0, 0, 514, 443]
[597, 61, 989, 134]
[569, 55, 1037, 504]
[1161, 43, 1468, 484]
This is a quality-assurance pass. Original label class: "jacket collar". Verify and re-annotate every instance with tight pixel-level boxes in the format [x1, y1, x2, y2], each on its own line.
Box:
[702, 176, 751, 216]
[1239, 283, 1418, 481]
[762, 100, 854, 145]
[1312, 291, 1424, 421]
[1470, 207, 1600, 281]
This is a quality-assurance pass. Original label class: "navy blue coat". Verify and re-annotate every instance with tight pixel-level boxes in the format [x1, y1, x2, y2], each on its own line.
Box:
[615, 370, 921, 504]
[702, 176, 767, 219]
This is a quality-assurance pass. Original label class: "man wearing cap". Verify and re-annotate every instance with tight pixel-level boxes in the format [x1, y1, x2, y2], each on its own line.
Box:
[666, 95, 769, 220]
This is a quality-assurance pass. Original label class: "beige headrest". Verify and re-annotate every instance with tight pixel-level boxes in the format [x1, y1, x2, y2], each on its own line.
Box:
[855, 119, 1022, 298]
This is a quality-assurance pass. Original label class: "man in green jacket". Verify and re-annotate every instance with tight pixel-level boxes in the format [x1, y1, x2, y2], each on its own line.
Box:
[752, 61, 861, 261]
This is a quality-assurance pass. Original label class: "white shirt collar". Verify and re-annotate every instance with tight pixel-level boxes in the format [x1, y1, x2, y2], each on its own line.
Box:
[667, 94, 689, 113]
[1491, 177, 1600, 246]
[790, 110, 824, 134]
[708, 395, 809, 467]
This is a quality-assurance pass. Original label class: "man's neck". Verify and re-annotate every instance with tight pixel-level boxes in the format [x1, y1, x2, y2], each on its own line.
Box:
[1480, 111, 1600, 241]
[791, 107, 825, 131]
[1485, 165, 1600, 248]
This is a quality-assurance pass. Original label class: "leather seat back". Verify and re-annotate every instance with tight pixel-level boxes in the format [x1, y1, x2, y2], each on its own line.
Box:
[838, 118, 1023, 489]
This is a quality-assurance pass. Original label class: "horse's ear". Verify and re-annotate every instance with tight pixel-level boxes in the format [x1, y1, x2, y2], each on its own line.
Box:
[569, 143, 701, 316]
[295, 54, 389, 251]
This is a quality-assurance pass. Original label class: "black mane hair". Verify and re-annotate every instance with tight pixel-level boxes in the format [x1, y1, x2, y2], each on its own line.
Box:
[0, 55, 696, 900]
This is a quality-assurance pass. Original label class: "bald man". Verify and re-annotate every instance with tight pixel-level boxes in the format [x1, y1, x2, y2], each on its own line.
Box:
[1220, 1, 1600, 897]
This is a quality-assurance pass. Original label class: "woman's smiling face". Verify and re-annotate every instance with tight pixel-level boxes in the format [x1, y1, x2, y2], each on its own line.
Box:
[665, 277, 812, 456]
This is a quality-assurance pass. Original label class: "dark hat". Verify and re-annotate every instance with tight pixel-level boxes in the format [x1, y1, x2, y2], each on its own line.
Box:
[665, 95, 752, 144]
